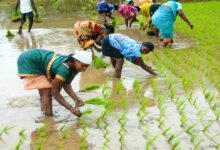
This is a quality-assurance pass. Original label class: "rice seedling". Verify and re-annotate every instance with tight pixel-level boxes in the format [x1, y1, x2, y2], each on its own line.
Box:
[185, 123, 197, 134]
[6, 30, 14, 38]
[93, 56, 110, 69]
[202, 122, 213, 133]
[133, 78, 142, 99]
[118, 97, 128, 148]
[162, 127, 172, 136]
[115, 80, 123, 95]
[168, 134, 179, 144]
[193, 139, 204, 150]
[80, 84, 101, 92]
[169, 83, 176, 100]
[137, 97, 149, 122]
[0, 125, 15, 139]
[171, 140, 181, 150]
[101, 82, 111, 99]
[83, 97, 108, 106]
[102, 119, 111, 150]
[15, 129, 26, 150]
[145, 135, 158, 150]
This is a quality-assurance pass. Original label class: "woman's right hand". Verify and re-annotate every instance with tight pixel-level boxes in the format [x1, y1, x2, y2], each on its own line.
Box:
[70, 107, 81, 117]
[189, 23, 194, 29]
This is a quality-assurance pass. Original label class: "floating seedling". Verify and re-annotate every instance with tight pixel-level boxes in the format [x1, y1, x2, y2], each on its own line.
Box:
[93, 56, 110, 69]
[83, 97, 108, 106]
[0, 125, 15, 139]
[6, 30, 14, 38]
[80, 84, 101, 92]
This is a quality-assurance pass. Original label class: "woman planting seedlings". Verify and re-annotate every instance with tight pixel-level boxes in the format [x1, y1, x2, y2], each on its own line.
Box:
[17, 49, 92, 117]
[101, 33, 157, 78]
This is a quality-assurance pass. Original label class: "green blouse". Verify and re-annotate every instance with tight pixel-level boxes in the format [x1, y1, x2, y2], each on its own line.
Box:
[17, 49, 78, 82]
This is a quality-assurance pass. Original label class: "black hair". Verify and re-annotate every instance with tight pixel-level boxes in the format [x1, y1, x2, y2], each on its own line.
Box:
[65, 54, 75, 62]
[143, 42, 154, 51]
[128, 0, 134, 5]
[114, 5, 119, 10]
[134, 6, 141, 12]
[104, 23, 115, 34]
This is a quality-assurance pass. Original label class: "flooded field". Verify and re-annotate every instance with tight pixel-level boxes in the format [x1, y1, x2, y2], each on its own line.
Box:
[0, 0, 220, 150]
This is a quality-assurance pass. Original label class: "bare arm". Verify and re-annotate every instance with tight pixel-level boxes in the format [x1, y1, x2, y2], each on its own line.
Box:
[102, 12, 107, 23]
[63, 82, 83, 107]
[132, 57, 157, 75]
[95, 34, 104, 46]
[30, 0, 38, 14]
[51, 78, 81, 116]
[178, 9, 193, 29]
[15, 0, 20, 11]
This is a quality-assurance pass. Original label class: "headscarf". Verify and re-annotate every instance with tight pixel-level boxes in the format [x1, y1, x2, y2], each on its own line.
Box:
[72, 50, 92, 64]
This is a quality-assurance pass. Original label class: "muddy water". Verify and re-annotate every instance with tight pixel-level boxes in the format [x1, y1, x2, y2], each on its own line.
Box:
[0, 1, 199, 150]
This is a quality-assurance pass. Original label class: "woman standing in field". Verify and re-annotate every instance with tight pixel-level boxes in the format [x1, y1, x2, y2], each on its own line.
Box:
[151, 0, 193, 46]
[101, 33, 157, 78]
[17, 49, 92, 117]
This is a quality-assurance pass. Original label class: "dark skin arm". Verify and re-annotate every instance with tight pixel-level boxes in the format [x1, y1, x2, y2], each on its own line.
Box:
[95, 34, 104, 46]
[132, 57, 157, 75]
[30, 0, 38, 15]
[177, 9, 193, 29]
[63, 81, 83, 107]
[51, 77, 81, 116]
[15, 0, 20, 11]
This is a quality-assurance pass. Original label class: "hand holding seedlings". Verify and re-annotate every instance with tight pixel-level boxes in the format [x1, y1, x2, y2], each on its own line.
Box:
[70, 107, 82, 117]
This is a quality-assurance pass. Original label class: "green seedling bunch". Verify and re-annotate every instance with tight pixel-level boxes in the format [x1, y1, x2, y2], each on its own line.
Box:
[137, 97, 149, 122]
[83, 97, 108, 106]
[0, 125, 15, 139]
[15, 129, 26, 150]
[80, 84, 101, 92]
[93, 56, 110, 69]
[133, 78, 142, 99]
[118, 111, 128, 150]
[116, 80, 123, 95]
[34, 14, 42, 23]
[102, 82, 111, 99]
[145, 135, 158, 150]
[80, 124, 88, 150]
[11, 11, 21, 22]
[6, 30, 14, 38]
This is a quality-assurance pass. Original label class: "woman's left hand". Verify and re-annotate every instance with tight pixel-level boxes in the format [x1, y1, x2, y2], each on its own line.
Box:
[75, 97, 84, 107]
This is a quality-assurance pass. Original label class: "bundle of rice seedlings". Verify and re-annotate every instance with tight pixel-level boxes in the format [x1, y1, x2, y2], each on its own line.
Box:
[34, 14, 42, 23]
[82, 109, 93, 116]
[83, 97, 108, 106]
[11, 11, 21, 22]
[93, 56, 110, 69]
[80, 84, 101, 92]
[112, 19, 117, 27]
[139, 21, 145, 30]
[6, 30, 14, 37]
